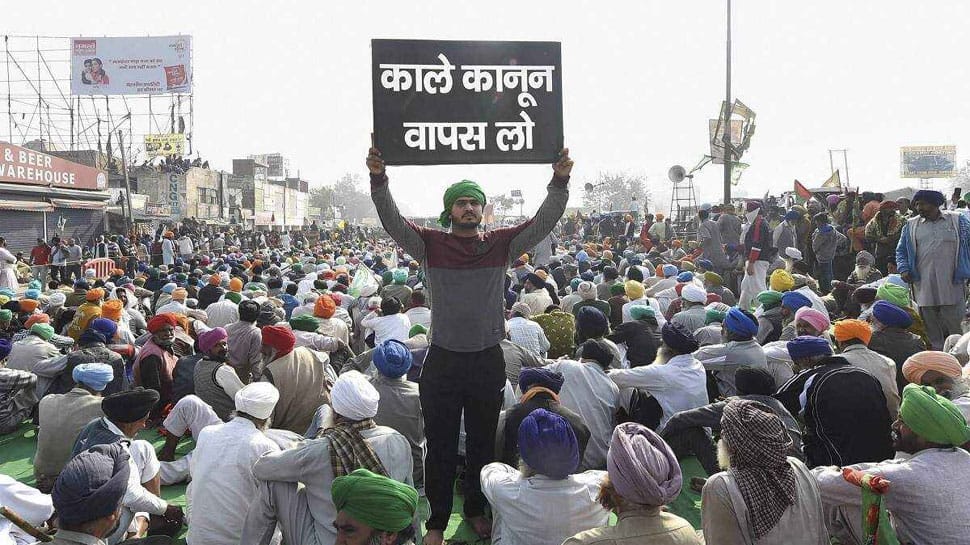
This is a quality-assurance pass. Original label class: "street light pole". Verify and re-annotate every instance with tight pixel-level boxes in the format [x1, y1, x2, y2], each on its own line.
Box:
[722, 0, 732, 205]
[117, 131, 134, 236]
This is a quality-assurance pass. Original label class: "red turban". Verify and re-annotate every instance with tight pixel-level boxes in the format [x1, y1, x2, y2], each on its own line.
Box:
[24, 313, 50, 329]
[147, 313, 179, 333]
[261, 325, 295, 359]
[878, 200, 898, 211]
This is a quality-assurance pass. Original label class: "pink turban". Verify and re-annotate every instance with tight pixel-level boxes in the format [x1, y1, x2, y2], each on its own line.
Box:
[794, 307, 830, 334]
[902, 351, 963, 384]
[607, 422, 682, 506]
[197, 327, 228, 355]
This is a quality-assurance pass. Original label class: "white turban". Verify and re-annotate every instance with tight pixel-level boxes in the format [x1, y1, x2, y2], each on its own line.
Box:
[784, 247, 803, 261]
[681, 284, 707, 304]
[577, 281, 596, 300]
[331, 370, 380, 420]
[235, 382, 280, 420]
[47, 292, 66, 306]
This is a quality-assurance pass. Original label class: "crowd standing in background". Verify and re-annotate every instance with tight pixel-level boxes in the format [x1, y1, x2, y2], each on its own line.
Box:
[0, 150, 969, 545]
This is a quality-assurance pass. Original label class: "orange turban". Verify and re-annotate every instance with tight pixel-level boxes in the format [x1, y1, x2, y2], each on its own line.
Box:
[24, 313, 50, 328]
[902, 351, 963, 384]
[832, 319, 872, 345]
[314, 295, 336, 319]
[147, 312, 178, 333]
[19, 299, 39, 313]
[164, 231, 174, 239]
[101, 300, 124, 322]
[671, 240, 683, 248]
[85, 288, 105, 302]
[229, 278, 243, 292]
[519, 254, 530, 264]
[208, 274, 222, 286]
[172, 288, 188, 301]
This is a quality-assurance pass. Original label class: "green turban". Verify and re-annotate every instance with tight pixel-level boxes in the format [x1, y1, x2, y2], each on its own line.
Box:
[0, 309, 11, 321]
[876, 283, 910, 308]
[291, 263, 303, 272]
[629, 305, 655, 320]
[438, 180, 486, 228]
[408, 324, 428, 338]
[705, 309, 727, 325]
[31, 323, 55, 341]
[900, 384, 970, 446]
[331, 469, 418, 533]
[381, 271, 393, 286]
[224, 292, 243, 304]
[757, 290, 783, 307]
[392, 269, 408, 285]
[289, 315, 321, 332]
[609, 283, 626, 296]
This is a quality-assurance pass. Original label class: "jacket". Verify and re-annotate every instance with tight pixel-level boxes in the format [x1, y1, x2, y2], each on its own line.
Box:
[811, 225, 838, 263]
[895, 210, 970, 282]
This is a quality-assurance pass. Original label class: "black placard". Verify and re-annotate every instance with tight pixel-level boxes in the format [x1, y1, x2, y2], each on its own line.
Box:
[372, 39, 563, 166]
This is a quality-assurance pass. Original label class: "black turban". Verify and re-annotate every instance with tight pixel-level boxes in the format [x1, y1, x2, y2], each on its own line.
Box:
[580, 339, 613, 368]
[661, 322, 699, 353]
[102, 387, 160, 424]
[519, 368, 565, 394]
[735, 366, 777, 396]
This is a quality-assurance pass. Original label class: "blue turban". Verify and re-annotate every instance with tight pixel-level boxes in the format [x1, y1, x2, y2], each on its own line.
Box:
[373, 339, 413, 379]
[53, 442, 130, 525]
[576, 250, 590, 262]
[0, 338, 10, 360]
[161, 283, 177, 294]
[784, 210, 802, 221]
[661, 322, 699, 353]
[519, 367, 565, 394]
[786, 335, 833, 360]
[580, 271, 595, 282]
[723, 307, 758, 338]
[518, 408, 579, 479]
[872, 300, 913, 328]
[73, 280, 89, 290]
[676, 271, 694, 283]
[662, 264, 678, 277]
[912, 189, 946, 207]
[781, 291, 812, 312]
[576, 306, 609, 336]
[89, 318, 118, 341]
[697, 259, 713, 270]
[72, 363, 114, 392]
[28, 279, 41, 290]
[24, 288, 41, 300]
[886, 274, 908, 288]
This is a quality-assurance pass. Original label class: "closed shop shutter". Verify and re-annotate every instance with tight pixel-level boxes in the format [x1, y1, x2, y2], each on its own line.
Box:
[47, 208, 105, 247]
[1, 210, 47, 255]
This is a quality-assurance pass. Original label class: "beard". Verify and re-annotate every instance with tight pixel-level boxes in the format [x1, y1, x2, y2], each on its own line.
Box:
[717, 439, 733, 470]
[854, 265, 871, 279]
[654, 345, 674, 365]
[945, 379, 970, 400]
[453, 215, 482, 229]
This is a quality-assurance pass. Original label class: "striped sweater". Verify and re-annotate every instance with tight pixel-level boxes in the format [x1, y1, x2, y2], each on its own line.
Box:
[371, 172, 568, 352]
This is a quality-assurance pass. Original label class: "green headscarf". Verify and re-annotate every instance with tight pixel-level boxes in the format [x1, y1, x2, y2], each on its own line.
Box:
[30, 323, 55, 341]
[757, 290, 783, 307]
[876, 283, 910, 308]
[438, 180, 486, 228]
[224, 292, 243, 304]
[289, 315, 321, 332]
[899, 384, 970, 446]
[331, 469, 418, 533]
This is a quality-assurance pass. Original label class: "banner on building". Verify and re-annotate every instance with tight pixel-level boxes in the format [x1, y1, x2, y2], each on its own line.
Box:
[70, 35, 192, 96]
[900, 145, 957, 178]
[145, 203, 172, 217]
[144, 134, 186, 157]
[0, 142, 107, 191]
[372, 39, 563, 165]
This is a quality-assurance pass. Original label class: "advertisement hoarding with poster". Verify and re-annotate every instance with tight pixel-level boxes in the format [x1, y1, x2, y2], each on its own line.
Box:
[900, 145, 956, 178]
[144, 134, 186, 157]
[70, 35, 192, 96]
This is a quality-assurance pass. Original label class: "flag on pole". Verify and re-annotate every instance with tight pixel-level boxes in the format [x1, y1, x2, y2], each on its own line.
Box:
[730, 162, 749, 186]
[822, 170, 841, 188]
[794, 179, 813, 200]
[689, 155, 714, 174]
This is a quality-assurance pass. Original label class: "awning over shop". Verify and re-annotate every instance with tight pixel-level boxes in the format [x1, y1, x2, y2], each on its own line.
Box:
[50, 198, 108, 210]
[0, 199, 53, 212]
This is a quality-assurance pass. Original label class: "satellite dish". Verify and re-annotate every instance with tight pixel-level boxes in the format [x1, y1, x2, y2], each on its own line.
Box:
[584, 182, 595, 192]
[668, 165, 687, 184]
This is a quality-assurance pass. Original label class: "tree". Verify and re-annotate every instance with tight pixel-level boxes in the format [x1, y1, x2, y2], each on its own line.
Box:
[581, 171, 651, 214]
[330, 173, 377, 222]
[489, 193, 518, 215]
[308, 186, 334, 217]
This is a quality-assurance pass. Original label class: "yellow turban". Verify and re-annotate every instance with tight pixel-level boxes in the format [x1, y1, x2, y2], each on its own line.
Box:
[769, 269, 795, 292]
[624, 280, 645, 301]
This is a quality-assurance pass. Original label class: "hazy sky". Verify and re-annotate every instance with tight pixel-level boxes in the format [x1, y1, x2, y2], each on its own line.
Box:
[6, 1, 969, 216]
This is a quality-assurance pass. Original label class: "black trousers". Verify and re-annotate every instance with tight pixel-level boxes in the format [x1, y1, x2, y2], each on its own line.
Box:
[664, 427, 720, 476]
[420, 343, 506, 531]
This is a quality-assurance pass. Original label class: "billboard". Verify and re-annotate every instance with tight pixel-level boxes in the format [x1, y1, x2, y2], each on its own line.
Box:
[900, 145, 957, 178]
[144, 133, 186, 157]
[372, 39, 563, 165]
[0, 142, 107, 191]
[70, 36, 192, 96]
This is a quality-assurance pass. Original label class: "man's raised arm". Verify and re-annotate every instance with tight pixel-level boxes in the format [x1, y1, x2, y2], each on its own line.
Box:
[509, 148, 573, 259]
[367, 147, 426, 261]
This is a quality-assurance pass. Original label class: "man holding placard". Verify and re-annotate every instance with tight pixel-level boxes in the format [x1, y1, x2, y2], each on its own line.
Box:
[367, 146, 571, 543]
